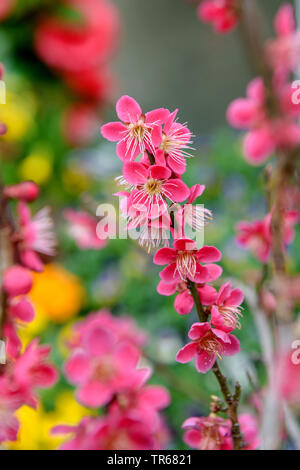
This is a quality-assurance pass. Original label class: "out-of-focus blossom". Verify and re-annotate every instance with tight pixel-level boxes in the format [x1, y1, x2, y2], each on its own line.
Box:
[29, 264, 85, 324]
[0, 0, 14, 21]
[183, 412, 259, 450]
[176, 322, 240, 373]
[236, 210, 299, 263]
[63, 103, 100, 146]
[64, 209, 108, 250]
[14, 202, 56, 272]
[276, 349, 300, 405]
[266, 4, 300, 74]
[3, 182, 40, 202]
[227, 77, 300, 164]
[197, 0, 240, 34]
[3, 266, 32, 298]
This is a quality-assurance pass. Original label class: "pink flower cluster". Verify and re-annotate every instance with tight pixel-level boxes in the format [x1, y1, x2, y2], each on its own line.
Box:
[55, 310, 170, 450]
[236, 210, 299, 263]
[183, 412, 259, 450]
[227, 5, 300, 165]
[101, 96, 213, 248]
[64, 209, 108, 250]
[197, 0, 240, 33]
[0, 181, 58, 443]
[0, 339, 58, 443]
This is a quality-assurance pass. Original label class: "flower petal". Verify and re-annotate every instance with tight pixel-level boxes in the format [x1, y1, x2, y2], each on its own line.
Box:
[101, 122, 127, 141]
[116, 95, 142, 122]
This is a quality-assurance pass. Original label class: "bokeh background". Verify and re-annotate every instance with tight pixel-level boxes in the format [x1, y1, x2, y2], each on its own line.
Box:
[0, 0, 299, 450]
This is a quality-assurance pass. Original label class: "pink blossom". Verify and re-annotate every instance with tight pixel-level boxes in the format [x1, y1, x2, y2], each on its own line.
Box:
[64, 103, 99, 146]
[12, 339, 58, 406]
[276, 350, 300, 405]
[14, 202, 56, 272]
[266, 4, 300, 74]
[183, 414, 232, 450]
[53, 410, 157, 450]
[154, 238, 222, 283]
[175, 184, 213, 236]
[0, 377, 22, 444]
[227, 77, 300, 164]
[157, 279, 219, 315]
[68, 309, 148, 351]
[118, 162, 189, 220]
[183, 412, 259, 450]
[64, 209, 108, 250]
[3, 181, 40, 202]
[64, 326, 144, 408]
[210, 281, 244, 332]
[176, 322, 240, 373]
[153, 109, 193, 175]
[197, 0, 240, 34]
[236, 210, 299, 263]
[3, 265, 32, 297]
[101, 95, 169, 161]
[0, 0, 14, 21]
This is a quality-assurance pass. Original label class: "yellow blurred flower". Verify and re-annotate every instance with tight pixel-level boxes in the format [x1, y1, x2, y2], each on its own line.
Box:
[20, 146, 53, 185]
[62, 166, 91, 194]
[0, 91, 35, 141]
[8, 391, 93, 450]
[30, 263, 85, 325]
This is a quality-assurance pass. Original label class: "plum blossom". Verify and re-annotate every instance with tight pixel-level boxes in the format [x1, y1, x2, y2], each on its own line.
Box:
[64, 209, 108, 250]
[266, 4, 300, 74]
[153, 109, 193, 175]
[197, 0, 240, 34]
[154, 238, 222, 284]
[0, 377, 22, 444]
[176, 322, 240, 373]
[14, 202, 56, 272]
[3, 181, 40, 202]
[101, 95, 169, 161]
[117, 162, 189, 220]
[236, 210, 299, 263]
[210, 282, 244, 332]
[227, 77, 300, 164]
[183, 412, 260, 450]
[64, 325, 145, 408]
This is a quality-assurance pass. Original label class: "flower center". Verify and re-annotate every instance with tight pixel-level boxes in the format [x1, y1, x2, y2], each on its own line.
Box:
[176, 250, 197, 280]
[218, 305, 243, 329]
[128, 119, 147, 144]
[198, 332, 223, 359]
[144, 178, 163, 196]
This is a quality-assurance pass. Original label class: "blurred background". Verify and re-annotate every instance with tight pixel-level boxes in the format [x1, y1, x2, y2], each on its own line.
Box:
[0, 0, 299, 450]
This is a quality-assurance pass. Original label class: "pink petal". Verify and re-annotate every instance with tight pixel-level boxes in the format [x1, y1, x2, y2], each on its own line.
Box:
[197, 285, 218, 305]
[157, 280, 177, 296]
[188, 322, 211, 340]
[226, 99, 259, 129]
[153, 247, 176, 265]
[10, 298, 35, 322]
[193, 263, 210, 283]
[174, 290, 194, 315]
[274, 4, 295, 37]
[123, 161, 148, 185]
[243, 129, 275, 165]
[217, 282, 232, 305]
[176, 342, 198, 363]
[114, 342, 140, 369]
[188, 184, 205, 204]
[139, 385, 170, 409]
[174, 238, 197, 251]
[167, 156, 186, 175]
[159, 263, 179, 283]
[3, 266, 32, 297]
[151, 126, 163, 147]
[116, 95, 142, 122]
[196, 245, 222, 263]
[213, 328, 231, 343]
[183, 429, 201, 448]
[195, 350, 216, 373]
[100, 122, 127, 141]
[205, 263, 223, 282]
[149, 165, 171, 180]
[226, 288, 244, 306]
[77, 381, 112, 408]
[145, 108, 169, 125]
[20, 249, 44, 273]
[64, 352, 91, 385]
[83, 327, 115, 357]
[223, 334, 241, 356]
[116, 139, 140, 161]
[162, 179, 189, 203]
[211, 305, 232, 332]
